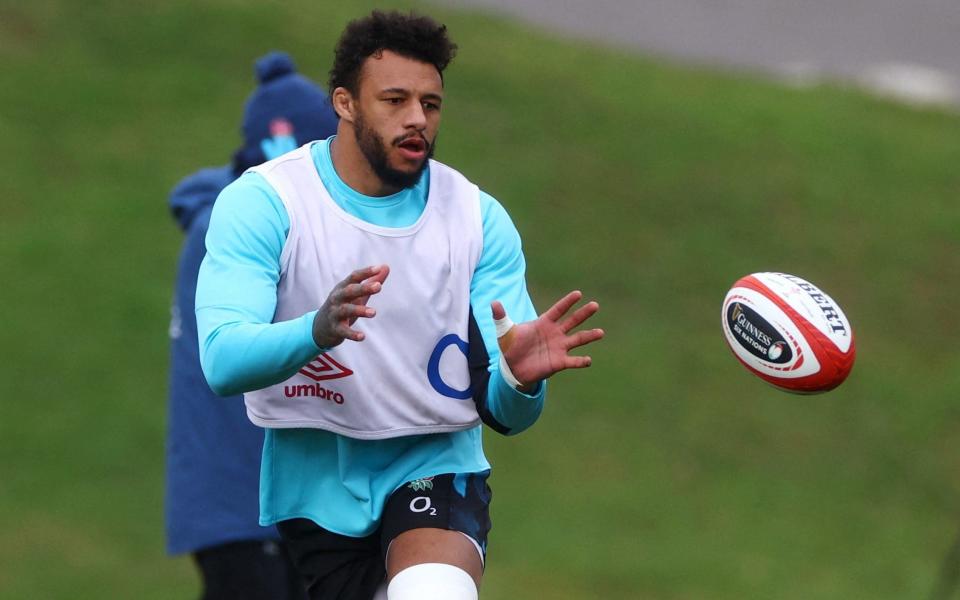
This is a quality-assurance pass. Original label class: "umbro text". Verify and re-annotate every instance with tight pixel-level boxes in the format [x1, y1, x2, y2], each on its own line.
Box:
[284, 383, 345, 404]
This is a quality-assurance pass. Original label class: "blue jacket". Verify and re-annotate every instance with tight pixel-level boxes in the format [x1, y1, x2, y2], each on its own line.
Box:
[165, 166, 278, 554]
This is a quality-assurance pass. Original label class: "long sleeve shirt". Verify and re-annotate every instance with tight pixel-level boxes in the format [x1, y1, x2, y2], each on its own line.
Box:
[195, 138, 545, 536]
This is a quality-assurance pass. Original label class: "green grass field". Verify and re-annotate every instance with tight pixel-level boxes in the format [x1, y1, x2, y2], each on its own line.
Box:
[3, 1, 960, 598]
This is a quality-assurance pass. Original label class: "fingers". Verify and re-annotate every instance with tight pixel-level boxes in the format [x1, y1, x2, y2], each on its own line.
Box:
[490, 300, 518, 337]
[316, 266, 388, 347]
[342, 264, 388, 286]
[367, 264, 390, 286]
[332, 302, 376, 321]
[564, 327, 605, 350]
[336, 265, 389, 303]
[339, 281, 383, 302]
[490, 300, 506, 321]
[543, 290, 583, 322]
[319, 306, 375, 345]
[563, 355, 593, 369]
[335, 323, 367, 343]
[559, 300, 600, 333]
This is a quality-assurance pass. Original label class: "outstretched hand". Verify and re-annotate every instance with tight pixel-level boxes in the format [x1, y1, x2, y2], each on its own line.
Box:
[492, 290, 604, 390]
[312, 265, 390, 348]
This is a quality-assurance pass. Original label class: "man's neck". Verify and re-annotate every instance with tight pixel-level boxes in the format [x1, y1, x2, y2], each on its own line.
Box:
[329, 134, 400, 197]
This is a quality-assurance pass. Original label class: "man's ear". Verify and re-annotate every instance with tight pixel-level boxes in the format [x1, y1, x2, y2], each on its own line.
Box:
[331, 87, 355, 123]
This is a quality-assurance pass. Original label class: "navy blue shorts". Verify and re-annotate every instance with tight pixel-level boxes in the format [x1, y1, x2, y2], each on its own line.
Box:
[193, 539, 307, 600]
[277, 471, 492, 600]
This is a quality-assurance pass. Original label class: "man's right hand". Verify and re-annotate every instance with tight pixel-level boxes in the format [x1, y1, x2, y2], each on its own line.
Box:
[312, 265, 390, 348]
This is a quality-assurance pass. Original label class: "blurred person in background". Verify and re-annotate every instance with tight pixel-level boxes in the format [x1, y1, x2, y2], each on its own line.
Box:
[166, 50, 338, 600]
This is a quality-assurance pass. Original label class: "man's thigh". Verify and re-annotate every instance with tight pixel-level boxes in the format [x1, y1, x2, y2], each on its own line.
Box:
[193, 539, 307, 600]
[380, 472, 492, 586]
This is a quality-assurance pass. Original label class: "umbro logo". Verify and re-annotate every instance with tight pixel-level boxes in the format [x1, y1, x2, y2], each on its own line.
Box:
[299, 353, 354, 381]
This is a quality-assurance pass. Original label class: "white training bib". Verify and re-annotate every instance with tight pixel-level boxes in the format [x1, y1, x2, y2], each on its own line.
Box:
[243, 144, 484, 439]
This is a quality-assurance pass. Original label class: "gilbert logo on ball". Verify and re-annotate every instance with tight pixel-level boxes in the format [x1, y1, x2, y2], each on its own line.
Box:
[721, 272, 856, 393]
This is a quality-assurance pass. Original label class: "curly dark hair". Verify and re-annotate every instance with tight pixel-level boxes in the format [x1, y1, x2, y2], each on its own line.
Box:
[329, 10, 458, 95]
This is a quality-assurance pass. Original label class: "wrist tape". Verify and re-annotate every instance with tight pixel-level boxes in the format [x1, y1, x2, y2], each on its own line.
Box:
[493, 314, 524, 388]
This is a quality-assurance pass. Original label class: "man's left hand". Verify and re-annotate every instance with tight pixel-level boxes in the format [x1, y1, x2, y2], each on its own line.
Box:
[491, 290, 604, 391]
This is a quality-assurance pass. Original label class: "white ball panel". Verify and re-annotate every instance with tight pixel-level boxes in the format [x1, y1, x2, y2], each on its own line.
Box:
[753, 272, 853, 353]
[722, 286, 821, 379]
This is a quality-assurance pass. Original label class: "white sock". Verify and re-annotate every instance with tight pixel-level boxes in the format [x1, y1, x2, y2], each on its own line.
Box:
[387, 563, 478, 600]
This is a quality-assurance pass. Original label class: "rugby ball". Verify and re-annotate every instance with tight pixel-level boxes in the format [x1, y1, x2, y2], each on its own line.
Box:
[721, 272, 855, 393]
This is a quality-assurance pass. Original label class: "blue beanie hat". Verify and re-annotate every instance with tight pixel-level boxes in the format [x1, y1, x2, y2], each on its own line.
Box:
[233, 51, 339, 173]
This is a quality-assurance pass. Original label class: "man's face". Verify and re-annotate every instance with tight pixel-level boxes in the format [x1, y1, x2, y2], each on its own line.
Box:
[351, 50, 443, 190]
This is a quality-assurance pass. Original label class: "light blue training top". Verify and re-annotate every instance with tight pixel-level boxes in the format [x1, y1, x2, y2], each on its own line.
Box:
[196, 137, 545, 537]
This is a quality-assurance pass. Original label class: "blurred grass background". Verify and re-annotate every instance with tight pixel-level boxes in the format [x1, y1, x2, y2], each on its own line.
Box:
[2, 0, 960, 598]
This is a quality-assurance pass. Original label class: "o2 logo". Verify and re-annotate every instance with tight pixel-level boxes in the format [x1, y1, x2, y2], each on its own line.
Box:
[409, 496, 437, 516]
[427, 334, 472, 400]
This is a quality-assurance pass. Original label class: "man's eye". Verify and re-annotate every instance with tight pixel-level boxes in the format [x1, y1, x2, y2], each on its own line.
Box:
[385, 98, 403, 105]
[423, 101, 440, 111]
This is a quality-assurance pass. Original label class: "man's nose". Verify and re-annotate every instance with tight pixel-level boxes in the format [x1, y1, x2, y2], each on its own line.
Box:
[403, 101, 427, 130]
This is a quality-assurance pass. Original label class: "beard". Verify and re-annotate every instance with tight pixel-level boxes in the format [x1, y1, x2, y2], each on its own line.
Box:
[354, 110, 435, 190]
